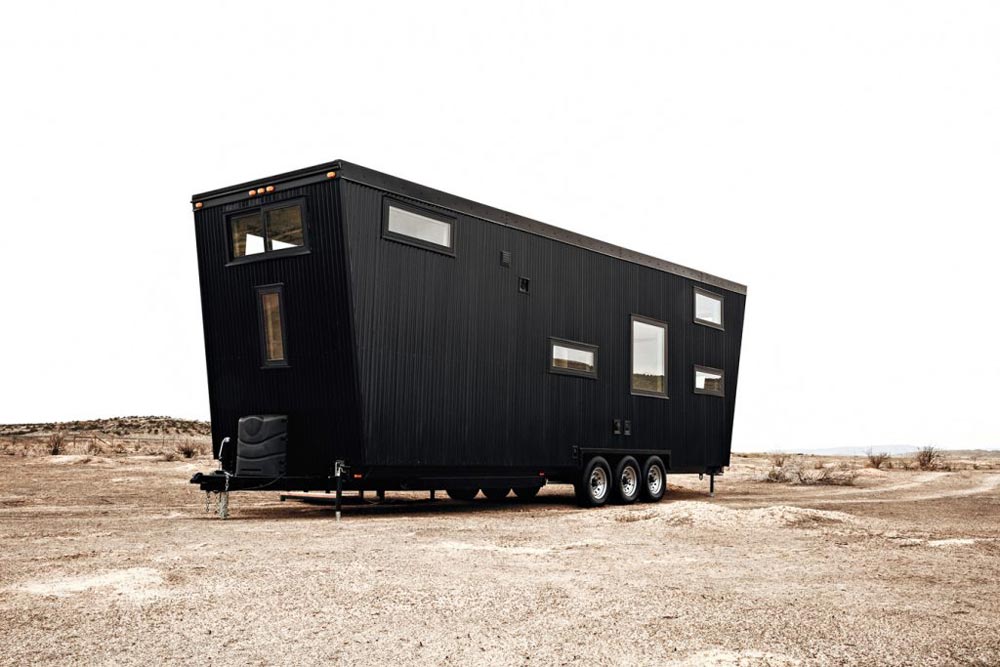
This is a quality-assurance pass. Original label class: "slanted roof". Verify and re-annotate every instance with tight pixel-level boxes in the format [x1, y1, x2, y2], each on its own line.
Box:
[192, 159, 747, 295]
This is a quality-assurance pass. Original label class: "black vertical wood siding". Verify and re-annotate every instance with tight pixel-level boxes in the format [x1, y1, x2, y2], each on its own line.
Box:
[340, 181, 745, 473]
[193, 181, 363, 476]
[193, 164, 744, 480]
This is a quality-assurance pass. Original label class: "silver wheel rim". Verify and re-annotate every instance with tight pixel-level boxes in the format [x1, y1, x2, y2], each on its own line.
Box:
[621, 465, 638, 498]
[647, 465, 663, 496]
[590, 466, 608, 501]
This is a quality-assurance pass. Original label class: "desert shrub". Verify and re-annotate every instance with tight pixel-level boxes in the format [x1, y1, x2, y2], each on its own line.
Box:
[176, 442, 204, 459]
[915, 446, 941, 470]
[47, 431, 66, 455]
[86, 439, 104, 455]
[770, 453, 788, 467]
[763, 466, 790, 483]
[813, 459, 827, 470]
[794, 466, 857, 486]
[159, 451, 179, 462]
[866, 448, 891, 470]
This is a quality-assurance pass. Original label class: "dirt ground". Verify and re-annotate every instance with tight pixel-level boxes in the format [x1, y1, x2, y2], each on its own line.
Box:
[1, 453, 998, 666]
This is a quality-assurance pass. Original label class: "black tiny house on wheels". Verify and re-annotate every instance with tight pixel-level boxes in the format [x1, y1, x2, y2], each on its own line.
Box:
[190, 160, 746, 509]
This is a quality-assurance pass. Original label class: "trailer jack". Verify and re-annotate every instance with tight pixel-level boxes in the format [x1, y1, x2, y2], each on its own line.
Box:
[205, 490, 230, 519]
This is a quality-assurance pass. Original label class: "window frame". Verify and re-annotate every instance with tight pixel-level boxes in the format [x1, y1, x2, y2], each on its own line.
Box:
[381, 197, 456, 256]
[548, 337, 599, 379]
[630, 314, 669, 399]
[693, 286, 725, 330]
[227, 198, 310, 266]
[256, 283, 289, 369]
[693, 364, 725, 397]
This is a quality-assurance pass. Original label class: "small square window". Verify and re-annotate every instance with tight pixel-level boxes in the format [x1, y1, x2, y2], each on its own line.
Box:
[382, 198, 455, 254]
[519, 277, 530, 294]
[694, 287, 724, 330]
[549, 338, 598, 379]
[694, 365, 724, 397]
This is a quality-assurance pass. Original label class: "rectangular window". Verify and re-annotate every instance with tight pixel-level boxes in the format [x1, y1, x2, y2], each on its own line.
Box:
[694, 287, 724, 330]
[549, 338, 598, 379]
[631, 316, 668, 397]
[229, 201, 307, 262]
[382, 198, 455, 254]
[694, 365, 724, 397]
[257, 285, 288, 367]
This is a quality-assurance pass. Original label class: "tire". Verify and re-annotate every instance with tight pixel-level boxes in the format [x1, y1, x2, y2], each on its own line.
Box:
[446, 488, 479, 501]
[574, 456, 612, 507]
[613, 456, 641, 504]
[513, 486, 540, 500]
[482, 487, 511, 501]
[641, 456, 666, 503]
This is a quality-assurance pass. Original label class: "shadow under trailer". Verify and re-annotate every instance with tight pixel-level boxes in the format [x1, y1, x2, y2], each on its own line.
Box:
[189, 160, 746, 517]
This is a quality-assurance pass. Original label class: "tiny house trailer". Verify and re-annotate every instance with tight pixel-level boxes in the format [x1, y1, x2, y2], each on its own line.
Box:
[189, 160, 746, 513]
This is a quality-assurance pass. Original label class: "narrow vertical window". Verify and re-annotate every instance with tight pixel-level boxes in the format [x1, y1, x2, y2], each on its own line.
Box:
[257, 285, 288, 367]
[631, 316, 668, 398]
[694, 287, 724, 330]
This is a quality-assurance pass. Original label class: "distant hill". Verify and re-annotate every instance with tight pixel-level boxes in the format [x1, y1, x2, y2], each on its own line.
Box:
[0, 416, 210, 438]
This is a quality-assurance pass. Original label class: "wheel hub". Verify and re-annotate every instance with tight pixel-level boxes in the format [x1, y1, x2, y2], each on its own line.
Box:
[621, 466, 638, 497]
[647, 466, 663, 495]
[589, 467, 608, 500]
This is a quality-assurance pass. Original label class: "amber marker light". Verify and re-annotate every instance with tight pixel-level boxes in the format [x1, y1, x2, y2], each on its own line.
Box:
[352, 473, 362, 479]
[248, 190, 256, 197]
[194, 202, 203, 209]
[265, 185, 275, 193]
[256, 187, 265, 195]
[326, 171, 337, 178]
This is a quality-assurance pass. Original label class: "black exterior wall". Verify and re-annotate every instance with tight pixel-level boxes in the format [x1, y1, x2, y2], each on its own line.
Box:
[191, 160, 746, 489]
[193, 180, 363, 477]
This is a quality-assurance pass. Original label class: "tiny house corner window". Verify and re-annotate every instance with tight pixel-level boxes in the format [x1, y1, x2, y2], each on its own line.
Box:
[257, 285, 288, 367]
[694, 365, 724, 397]
[230, 201, 307, 262]
[549, 338, 598, 379]
[382, 199, 455, 254]
[631, 316, 668, 398]
[694, 287, 724, 330]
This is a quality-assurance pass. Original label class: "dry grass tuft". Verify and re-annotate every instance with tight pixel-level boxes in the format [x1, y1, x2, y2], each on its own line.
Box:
[795, 465, 857, 486]
[615, 511, 656, 523]
[770, 453, 788, 467]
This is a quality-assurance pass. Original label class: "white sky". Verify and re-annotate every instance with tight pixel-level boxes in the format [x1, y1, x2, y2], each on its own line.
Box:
[0, 1, 997, 450]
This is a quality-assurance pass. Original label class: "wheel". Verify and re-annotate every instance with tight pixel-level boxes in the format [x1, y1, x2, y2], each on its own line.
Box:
[641, 456, 666, 502]
[613, 456, 641, 504]
[482, 487, 511, 501]
[575, 456, 612, 507]
[446, 488, 479, 501]
[513, 486, 540, 500]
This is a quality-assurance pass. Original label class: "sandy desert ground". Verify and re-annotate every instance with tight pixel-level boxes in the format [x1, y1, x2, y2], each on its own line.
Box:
[1, 449, 998, 666]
